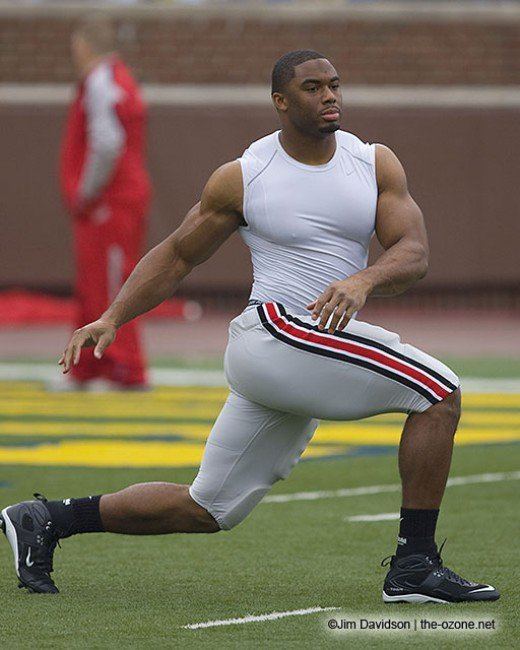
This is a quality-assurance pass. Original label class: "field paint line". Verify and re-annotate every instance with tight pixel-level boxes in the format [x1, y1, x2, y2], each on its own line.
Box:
[346, 513, 400, 522]
[445, 471, 520, 486]
[0, 438, 340, 468]
[1, 363, 520, 392]
[264, 471, 520, 504]
[3, 401, 520, 425]
[1, 424, 518, 447]
[264, 484, 400, 503]
[0, 363, 226, 387]
[461, 379, 520, 394]
[182, 606, 339, 630]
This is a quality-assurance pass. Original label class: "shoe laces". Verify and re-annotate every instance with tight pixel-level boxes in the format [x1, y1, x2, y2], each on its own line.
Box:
[32, 493, 60, 574]
[380, 538, 448, 569]
[440, 566, 474, 586]
[433, 542, 474, 586]
[381, 539, 473, 587]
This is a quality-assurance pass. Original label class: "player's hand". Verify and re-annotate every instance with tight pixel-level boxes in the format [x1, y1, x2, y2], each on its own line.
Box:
[71, 197, 89, 219]
[306, 276, 372, 333]
[69, 192, 94, 219]
[58, 319, 117, 373]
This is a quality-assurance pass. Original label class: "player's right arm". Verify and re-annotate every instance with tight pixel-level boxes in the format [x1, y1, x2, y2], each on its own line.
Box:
[59, 161, 244, 373]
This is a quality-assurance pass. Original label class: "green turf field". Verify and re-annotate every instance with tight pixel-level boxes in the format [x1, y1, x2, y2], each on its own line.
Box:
[0, 447, 518, 648]
[0, 370, 518, 648]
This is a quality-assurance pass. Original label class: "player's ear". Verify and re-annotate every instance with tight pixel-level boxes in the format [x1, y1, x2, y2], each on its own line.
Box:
[272, 92, 288, 112]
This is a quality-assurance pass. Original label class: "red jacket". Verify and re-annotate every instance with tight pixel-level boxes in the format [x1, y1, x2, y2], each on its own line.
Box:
[60, 57, 151, 211]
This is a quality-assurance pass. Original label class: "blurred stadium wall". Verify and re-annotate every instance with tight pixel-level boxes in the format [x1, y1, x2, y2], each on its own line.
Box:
[1, 2, 519, 309]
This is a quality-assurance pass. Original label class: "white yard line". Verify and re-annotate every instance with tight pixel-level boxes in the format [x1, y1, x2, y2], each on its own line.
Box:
[264, 471, 520, 504]
[0, 362, 519, 392]
[182, 606, 339, 630]
[461, 378, 520, 394]
[264, 484, 401, 503]
[346, 513, 400, 522]
[0, 363, 226, 387]
[152, 368, 225, 387]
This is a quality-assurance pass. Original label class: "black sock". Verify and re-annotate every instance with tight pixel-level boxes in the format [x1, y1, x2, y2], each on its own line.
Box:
[396, 507, 439, 557]
[46, 496, 105, 538]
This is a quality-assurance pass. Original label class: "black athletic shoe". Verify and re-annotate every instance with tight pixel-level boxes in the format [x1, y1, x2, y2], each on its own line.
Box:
[0, 494, 60, 594]
[381, 542, 500, 603]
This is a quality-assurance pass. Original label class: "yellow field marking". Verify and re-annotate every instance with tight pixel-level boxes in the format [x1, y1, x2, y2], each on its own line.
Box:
[0, 386, 518, 407]
[0, 403, 224, 419]
[0, 422, 213, 439]
[0, 415, 518, 443]
[0, 382, 517, 467]
[0, 386, 228, 400]
[0, 392, 228, 406]
[0, 420, 519, 445]
[314, 425, 520, 446]
[0, 439, 344, 468]
[0, 382, 42, 392]
[0, 404, 518, 429]
[459, 412, 520, 426]
[460, 394, 520, 407]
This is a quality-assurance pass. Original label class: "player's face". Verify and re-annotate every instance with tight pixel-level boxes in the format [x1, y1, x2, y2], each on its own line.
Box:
[70, 34, 91, 76]
[277, 59, 342, 135]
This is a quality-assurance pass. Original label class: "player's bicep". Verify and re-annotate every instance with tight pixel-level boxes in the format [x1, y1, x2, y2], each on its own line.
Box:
[171, 161, 244, 268]
[374, 144, 428, 252]
[375, 186, 428, 252]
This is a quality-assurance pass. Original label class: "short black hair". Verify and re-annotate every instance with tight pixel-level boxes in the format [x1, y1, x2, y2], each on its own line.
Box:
[271, 50, 326, 94]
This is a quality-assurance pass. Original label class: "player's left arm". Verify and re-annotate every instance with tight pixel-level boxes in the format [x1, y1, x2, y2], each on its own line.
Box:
[362, 144, 429, 296]
[307, 144, 429, 332]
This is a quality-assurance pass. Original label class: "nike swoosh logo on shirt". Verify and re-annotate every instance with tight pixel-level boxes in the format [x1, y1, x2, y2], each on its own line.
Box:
[26, 548, 34, 568]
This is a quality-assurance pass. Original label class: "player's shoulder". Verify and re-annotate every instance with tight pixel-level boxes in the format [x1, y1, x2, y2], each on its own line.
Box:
[336, 130, 375, 166]
[241, 131, 278, 163]
[238, 131, 279, 187]
[111, 58, 140, 95]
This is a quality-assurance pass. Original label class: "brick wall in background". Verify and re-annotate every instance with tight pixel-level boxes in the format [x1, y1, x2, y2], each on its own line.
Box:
[1, 8, 520, 85]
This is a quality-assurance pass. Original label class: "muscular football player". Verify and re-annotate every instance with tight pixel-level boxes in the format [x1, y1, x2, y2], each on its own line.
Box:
[1, 51, 499, 603]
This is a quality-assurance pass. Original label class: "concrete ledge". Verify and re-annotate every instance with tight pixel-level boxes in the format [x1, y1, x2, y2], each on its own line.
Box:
[2, 83, 520, 107]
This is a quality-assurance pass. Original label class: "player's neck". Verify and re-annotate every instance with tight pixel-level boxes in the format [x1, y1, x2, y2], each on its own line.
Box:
[78, 53, 112, 79]
[279, 128, 337, 166]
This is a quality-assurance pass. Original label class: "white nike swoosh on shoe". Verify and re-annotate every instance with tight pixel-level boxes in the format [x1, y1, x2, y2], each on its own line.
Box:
[26, 548, 34, 568]
[468, 585, 495, 593]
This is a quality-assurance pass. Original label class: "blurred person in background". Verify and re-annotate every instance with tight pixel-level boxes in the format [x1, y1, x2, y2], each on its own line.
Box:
[59, 14, 151, 390]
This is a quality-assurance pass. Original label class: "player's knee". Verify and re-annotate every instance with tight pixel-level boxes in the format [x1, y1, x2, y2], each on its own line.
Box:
[187, 496, 221, 533]
[434, 387, 461, 430]
[189, 485, 269, 531]
[445, 387, 461, 422]
[197, 511, 221, 534]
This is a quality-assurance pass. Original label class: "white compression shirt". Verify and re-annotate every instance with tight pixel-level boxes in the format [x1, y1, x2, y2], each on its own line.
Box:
[238, 130, 378, 315]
